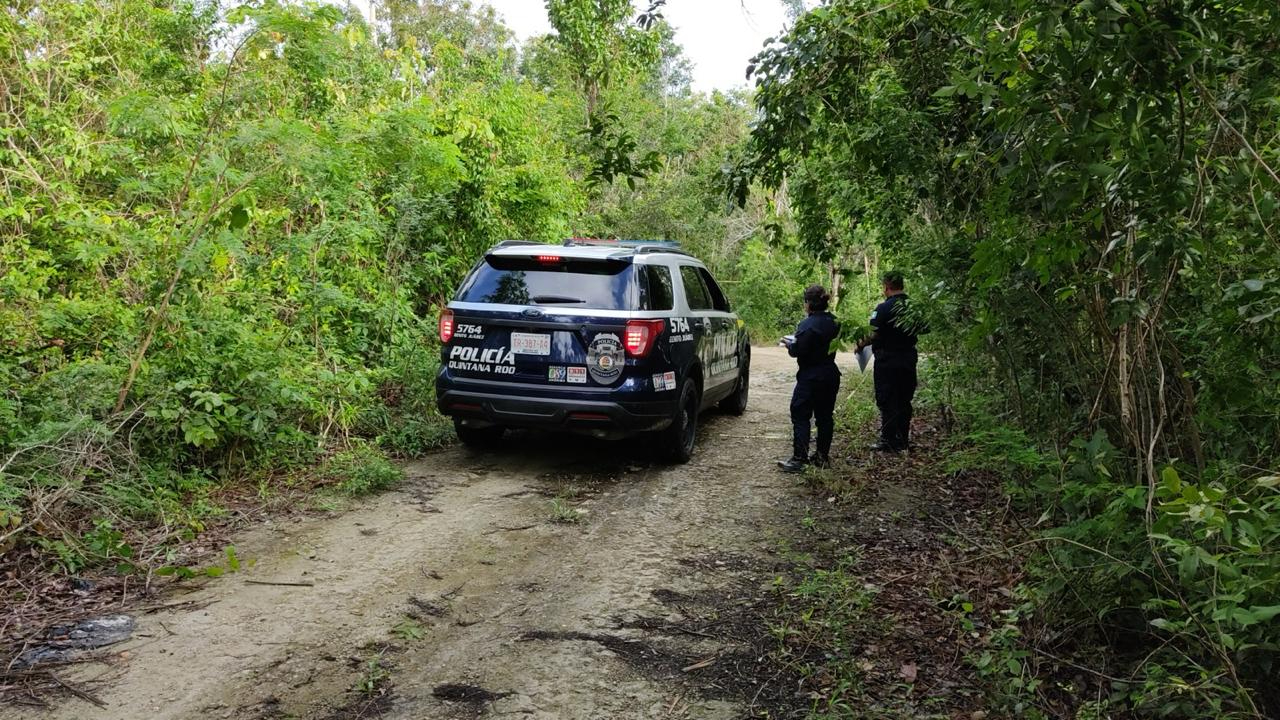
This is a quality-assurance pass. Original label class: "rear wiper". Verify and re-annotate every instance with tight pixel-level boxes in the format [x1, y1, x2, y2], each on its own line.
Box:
[530, 295, 586, 304]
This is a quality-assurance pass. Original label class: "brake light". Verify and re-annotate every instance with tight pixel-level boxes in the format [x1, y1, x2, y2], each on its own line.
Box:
[624, 319, 665, 357]
[536, 255, 561, 264]
[439, 309, 454, 343]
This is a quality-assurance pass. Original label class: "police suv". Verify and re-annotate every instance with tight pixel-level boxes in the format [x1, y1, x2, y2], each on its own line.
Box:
[435, 239, 750, 462]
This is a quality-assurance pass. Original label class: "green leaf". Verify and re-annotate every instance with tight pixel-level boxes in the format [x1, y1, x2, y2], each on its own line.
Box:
[1245, 307, 1278, 324]
[1231, 606, 1257, 628]
[1247, 605, 1280, 623]
[228, 205, 250, 230]
[1177, 549, 1199, 580]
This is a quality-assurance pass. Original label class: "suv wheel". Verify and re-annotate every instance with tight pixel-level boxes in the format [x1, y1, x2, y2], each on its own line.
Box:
[662, 380, 699, 463]
[454, 419, 504, 448]
[718, 350, 750, 416]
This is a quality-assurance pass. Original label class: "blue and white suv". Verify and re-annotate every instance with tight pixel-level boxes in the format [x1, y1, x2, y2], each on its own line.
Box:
[435, 239, 750, 462]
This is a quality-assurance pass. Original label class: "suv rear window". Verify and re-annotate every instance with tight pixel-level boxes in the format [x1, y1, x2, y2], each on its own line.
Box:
[457, 256, 637, 309]
[679, 265, 713, 310]
[639, 265, 675, 311]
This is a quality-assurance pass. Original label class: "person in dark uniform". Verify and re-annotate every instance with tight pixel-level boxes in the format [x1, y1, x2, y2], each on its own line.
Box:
[778, 285, 841, 473]
[856, 271, 919, 452]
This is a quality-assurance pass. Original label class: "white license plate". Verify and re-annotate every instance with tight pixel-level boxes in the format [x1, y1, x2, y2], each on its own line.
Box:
[510, 332, 551, 356]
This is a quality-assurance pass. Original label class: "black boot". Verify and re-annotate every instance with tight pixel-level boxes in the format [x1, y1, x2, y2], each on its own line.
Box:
[777, 456, 807, 473]
[809, 452, 831, 469]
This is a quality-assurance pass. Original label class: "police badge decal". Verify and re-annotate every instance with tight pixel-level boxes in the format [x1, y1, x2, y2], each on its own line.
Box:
[586, 333, 624, 384]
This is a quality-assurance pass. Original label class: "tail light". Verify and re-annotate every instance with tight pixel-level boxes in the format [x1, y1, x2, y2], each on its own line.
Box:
[624, 319, 664, 358]
[439, 309, 455, 343]
[536, 254, 562, 264]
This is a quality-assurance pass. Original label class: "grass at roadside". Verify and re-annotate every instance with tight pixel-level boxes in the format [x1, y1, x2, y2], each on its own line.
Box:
[764, 366, 1024, 718]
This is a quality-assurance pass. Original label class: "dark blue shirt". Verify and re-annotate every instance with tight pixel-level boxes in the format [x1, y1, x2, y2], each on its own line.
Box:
[789, 311, 840, 381]
[870, 293, 919, 366]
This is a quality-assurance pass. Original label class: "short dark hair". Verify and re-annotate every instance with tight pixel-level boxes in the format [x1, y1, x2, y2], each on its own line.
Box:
[881, 271, 905, 291]
[803, 284, 830, 312]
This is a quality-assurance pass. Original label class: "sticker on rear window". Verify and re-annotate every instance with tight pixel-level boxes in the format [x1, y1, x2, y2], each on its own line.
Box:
[567, 367, 587, 384]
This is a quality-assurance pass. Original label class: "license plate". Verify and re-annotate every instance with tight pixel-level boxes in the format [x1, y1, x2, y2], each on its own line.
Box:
[510, 332, 551, 356]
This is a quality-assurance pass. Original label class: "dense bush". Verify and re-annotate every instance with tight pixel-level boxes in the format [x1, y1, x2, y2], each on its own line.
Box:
[740, 0, 1280, 715]
[0, 0, 578, 560]
[0, 0, 810, 574]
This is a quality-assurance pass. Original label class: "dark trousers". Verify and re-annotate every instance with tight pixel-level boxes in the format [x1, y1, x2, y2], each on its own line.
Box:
[791, 377, 838, 460]
[874, 360, 917, 450]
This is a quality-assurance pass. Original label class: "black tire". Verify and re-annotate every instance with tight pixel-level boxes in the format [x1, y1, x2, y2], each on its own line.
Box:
[454, 419, 504, 448]
[661, 380, 700, 463]
[718, 349, 750, 416]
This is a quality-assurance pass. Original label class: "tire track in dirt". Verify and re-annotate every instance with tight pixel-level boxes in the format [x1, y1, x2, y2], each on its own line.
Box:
[20, 346, 828, 720]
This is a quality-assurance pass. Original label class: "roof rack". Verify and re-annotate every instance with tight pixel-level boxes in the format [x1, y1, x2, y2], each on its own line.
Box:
[493, 239, 545, 248]
[563, 238, 690, 256]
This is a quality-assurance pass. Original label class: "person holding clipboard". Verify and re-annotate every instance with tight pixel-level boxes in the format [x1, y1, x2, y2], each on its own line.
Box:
[777, 285, 841, 473]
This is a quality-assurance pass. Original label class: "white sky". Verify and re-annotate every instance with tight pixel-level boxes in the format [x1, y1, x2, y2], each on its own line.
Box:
[482, 1, 797, 93]
[348, 1, 806, 93]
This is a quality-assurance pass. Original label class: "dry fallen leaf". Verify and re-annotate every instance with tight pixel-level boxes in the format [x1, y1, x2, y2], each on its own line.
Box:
[900, 662, 918, 683]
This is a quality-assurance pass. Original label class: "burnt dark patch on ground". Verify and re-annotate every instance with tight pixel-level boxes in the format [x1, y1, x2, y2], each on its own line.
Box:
[650, 587, 695, 606]
[403, 474, 445, 513]
[234, 695, 284, 719]
[431, 683, 511, 703]
[518, 629, 686, 675]
[517, 627, 793, 706]
[406, 595, 448, 619]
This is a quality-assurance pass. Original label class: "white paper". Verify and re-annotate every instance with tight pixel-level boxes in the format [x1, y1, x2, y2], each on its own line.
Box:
[856, 346, 873, 373]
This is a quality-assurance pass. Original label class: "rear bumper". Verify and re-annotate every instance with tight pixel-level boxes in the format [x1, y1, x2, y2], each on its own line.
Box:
[437, 387, 676, 437]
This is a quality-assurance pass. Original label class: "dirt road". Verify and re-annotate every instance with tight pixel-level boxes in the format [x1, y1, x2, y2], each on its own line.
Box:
[27, 346, 829, 720]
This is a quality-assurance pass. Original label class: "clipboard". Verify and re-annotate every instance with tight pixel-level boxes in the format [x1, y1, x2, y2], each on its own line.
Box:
[856, 345, 873, 373]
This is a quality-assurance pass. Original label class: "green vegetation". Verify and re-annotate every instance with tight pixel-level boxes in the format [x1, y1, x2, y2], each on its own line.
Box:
[0, 1, 795, 574]
[547, 496, 584, 524]
[741, 0, 1280, 716]
[391, 617, 427, 642]
[4, 1, 1277, 716]
[769, 554, 878, 717]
